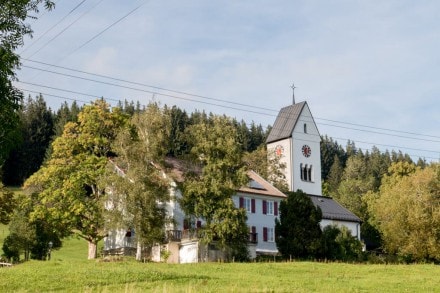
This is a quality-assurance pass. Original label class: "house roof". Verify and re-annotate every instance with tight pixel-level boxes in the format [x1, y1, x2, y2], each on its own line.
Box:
[266, 101, 307, 144]
[238, 171, 287, 198]
[308, 194, 361, 223]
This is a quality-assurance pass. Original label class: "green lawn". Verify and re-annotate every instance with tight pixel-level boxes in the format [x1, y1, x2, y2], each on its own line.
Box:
[0, 236, 439, 292]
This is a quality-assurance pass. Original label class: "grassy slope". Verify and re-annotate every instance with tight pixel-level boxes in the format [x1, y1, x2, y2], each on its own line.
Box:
[1, 187, 439, 292]
[0, 236, 439, 292]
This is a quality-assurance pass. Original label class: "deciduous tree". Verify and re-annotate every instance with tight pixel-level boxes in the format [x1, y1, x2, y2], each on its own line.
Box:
[24, 100, 127, 259]
[368, 162, 440, 261]
[105, 103, 171, 260]
[180, 115, 249, 260]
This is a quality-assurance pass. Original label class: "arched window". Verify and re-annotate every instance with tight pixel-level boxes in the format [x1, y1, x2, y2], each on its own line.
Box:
[308, 165, 312, 182]
[304, 123, 307, 133]
[300, 163, 304, 180]
[303, 164, 308, 181]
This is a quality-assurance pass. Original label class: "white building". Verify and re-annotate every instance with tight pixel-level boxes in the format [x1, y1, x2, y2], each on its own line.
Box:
[266, 101, 361, 239]
[104, 99, 361, 262]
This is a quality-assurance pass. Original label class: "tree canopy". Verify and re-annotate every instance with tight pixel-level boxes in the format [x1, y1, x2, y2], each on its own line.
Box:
[24, 100, 127, 259]
[368, 162, 440, 261]
[0, 0, 54, 166]
[104, 103, 171, 260]
[180, 115, 250, 260]
[275, 190, 322, 259]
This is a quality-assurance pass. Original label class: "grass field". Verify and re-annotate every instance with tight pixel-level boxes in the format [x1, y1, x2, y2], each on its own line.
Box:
[1, 236, 439, 292]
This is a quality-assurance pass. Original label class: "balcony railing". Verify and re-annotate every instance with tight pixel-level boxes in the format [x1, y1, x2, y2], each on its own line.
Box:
[166, 230, 182, 242]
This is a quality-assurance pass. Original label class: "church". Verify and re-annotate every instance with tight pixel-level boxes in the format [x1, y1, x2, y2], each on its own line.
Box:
[103, 98, 361, 262]
[266, 100, 361, 239]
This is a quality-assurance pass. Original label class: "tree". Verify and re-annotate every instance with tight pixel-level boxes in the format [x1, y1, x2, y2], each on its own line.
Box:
[243, 145, 288, 193]
[180, 115, 250, 260]
[105, 103, 171, 260]
[368, 162, 440, 261]
[0, 0, 54, 166]
[275, 190, 322, 259]
[24, 100, 127, 259]
[0, 183, 15, 224]
[2, 95, 54, 185]
[164, 105, 189, 156]
[320, 135, 346, 181]
[3, 192, 61, 261]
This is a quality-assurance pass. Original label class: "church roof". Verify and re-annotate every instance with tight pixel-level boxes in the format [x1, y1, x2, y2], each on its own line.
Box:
[266, 101, 307, 144]
[308, 194, 362, 223]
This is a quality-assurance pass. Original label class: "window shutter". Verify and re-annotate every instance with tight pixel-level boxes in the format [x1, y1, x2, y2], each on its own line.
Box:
[263, 227, 268, 242]
[251, 198, 256, 213]
[196, 220, 201, 228]
[239, 197, 244, 208]
[274, 201, 278, 216]
[262, 200, 267, 214]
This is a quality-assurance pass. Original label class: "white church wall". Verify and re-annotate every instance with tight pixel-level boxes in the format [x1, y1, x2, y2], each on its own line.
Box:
[320, 219, 361, 240]
[267, 138, 292, 191]
[291, 105, 322, 195]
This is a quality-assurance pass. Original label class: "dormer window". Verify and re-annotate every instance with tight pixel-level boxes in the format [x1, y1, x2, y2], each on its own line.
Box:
[304, 123, 307, 133]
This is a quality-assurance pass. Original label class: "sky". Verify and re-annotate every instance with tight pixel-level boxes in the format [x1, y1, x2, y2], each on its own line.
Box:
[14, 0, 440, 162]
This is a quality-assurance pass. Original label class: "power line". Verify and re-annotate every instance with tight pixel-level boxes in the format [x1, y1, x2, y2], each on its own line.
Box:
[21, 0, 87, 55]
[25, 0, 105, 59]
[15, 87, 440, 163]
[22, 58, 440, 140]
[53, 0, 148, 65]
[20, 64, 440, 147]
[16, 81, 440, 158]
[22, 58, 277, 113]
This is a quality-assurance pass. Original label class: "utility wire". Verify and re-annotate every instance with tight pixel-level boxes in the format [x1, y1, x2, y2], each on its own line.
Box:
[20, 64, 440, 145]
[20, 0, 87, 55]
[17, 80, 440, 157]
[25, 0, 105, 59]
[53, 1, 148, 65]
[14, 86, 440, 162]
[22, 58, 276, 113]
[22, 58, 440, 140]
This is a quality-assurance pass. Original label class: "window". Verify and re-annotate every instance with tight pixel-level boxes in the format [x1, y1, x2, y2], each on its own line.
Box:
[304, 123, 307, 133]
[244, 198, 251, 212]
[267, 227, 274, 242]
[303, 164, 308, 181]
[240, 197, 255, 213]
[263, 227, 274, 242]
[267, 201, 274, 215]
[301, 164, 313, 182]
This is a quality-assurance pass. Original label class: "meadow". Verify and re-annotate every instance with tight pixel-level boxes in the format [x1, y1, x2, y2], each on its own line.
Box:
[1, 231, 439, 292]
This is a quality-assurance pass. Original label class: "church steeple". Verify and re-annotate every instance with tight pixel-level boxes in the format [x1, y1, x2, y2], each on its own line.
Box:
[266, 99, 322, 196]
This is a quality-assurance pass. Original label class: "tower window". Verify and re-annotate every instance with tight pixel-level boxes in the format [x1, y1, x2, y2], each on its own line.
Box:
[304, 123, 307, 133]
[301, 164, 313, 182]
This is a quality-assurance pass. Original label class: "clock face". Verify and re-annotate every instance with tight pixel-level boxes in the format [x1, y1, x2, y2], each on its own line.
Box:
[302, 145, 311, 157]
[275, 145, 284, 157]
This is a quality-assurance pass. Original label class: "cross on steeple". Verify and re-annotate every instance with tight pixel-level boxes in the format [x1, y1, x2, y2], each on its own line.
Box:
[291, 83, 296, 104]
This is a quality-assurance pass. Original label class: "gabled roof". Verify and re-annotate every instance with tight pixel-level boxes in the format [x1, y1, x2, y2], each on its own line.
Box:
[266, 101, 307, 144]
[238, 171, 287, 198]
[308, 194, 361, 223]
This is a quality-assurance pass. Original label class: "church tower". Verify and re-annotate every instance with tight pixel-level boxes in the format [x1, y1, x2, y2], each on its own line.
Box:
[266, 101, 322, 195]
